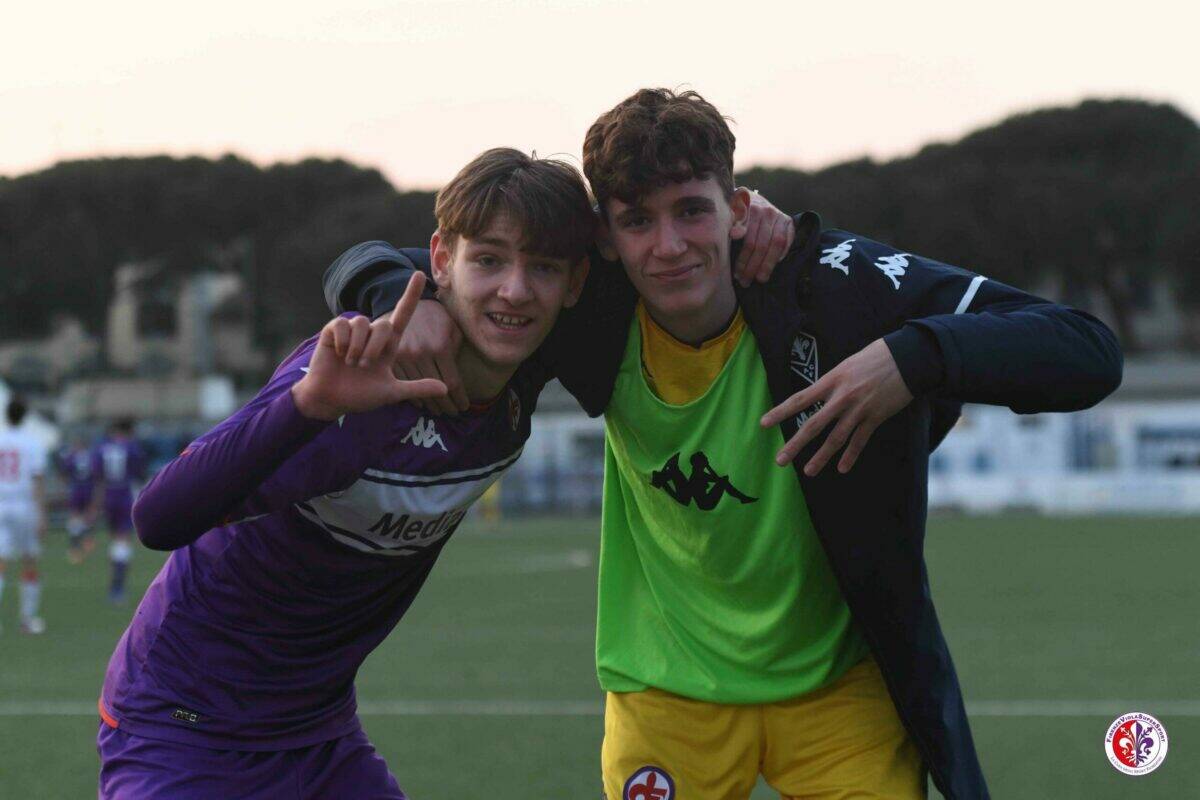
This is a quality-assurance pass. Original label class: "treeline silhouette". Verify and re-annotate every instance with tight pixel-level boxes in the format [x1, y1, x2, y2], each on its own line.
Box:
[1, 98, 1196, 360]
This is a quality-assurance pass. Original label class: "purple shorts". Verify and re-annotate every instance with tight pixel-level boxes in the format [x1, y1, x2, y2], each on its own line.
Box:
[97, 722, 406, 799]
[68, 486, 93, 513]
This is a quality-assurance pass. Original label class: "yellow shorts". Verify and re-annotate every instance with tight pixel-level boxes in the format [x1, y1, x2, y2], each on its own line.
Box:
[602, 657, 926, 800]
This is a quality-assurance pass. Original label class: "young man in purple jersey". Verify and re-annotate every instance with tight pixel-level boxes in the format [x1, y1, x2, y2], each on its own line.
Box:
[91, 418, 147, 602]
[96, 148, 597, 799]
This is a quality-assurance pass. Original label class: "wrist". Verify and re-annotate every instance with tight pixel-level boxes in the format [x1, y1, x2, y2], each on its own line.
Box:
[290, 380, 341, 421]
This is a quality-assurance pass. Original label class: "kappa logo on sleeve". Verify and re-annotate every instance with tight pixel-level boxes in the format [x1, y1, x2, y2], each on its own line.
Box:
[874, 253, 911, 289]
[819, 238, 855, 275]
[623, 766, 674, 800]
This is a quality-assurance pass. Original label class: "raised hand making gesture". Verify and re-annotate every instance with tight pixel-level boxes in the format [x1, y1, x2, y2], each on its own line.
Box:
[761, 338, 914, 476]
[292, 273, 448, 421]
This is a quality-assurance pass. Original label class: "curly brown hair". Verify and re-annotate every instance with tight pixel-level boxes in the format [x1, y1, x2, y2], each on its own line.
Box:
[582, 88, 736, 214]
[435, 147, 596, 261]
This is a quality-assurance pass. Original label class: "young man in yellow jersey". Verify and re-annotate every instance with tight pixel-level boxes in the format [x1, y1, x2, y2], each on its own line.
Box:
[322, 91, 1122, 799]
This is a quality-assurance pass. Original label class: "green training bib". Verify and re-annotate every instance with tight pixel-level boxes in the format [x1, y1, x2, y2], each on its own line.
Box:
[596, 316, 868, 703]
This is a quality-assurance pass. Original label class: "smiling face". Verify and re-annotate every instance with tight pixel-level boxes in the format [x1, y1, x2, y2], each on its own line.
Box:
[603, 176, 749, 343]
[432, 214, 587, 381]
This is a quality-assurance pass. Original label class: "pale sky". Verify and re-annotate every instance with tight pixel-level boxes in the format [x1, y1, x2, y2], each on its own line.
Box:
[2, 0, 1196, 190]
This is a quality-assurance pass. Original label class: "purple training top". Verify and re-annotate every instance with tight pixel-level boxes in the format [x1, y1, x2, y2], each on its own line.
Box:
[101, 330, 542, 751]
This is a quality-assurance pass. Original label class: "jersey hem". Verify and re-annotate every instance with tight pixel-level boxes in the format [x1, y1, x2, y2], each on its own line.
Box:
[99, 699, 362, 752]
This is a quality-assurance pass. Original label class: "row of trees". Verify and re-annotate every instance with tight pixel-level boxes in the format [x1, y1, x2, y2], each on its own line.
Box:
[741, 99, 1200, 349]
[1, 97, 1197, 366]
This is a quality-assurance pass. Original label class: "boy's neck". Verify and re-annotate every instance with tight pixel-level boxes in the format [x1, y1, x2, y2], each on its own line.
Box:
[455, 347, 517, 405]
[644, 283, 739, 347]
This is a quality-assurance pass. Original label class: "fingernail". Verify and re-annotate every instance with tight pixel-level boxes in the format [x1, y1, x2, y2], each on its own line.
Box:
[358, 359, 368, 368]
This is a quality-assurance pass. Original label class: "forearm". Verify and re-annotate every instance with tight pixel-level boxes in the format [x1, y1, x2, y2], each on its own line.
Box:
[132, 390, 330, 550]
[324, 241, 433, 318]
[885, 304, 1123, 412]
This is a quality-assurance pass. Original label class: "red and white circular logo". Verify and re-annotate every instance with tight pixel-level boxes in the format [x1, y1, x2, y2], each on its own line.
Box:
[623, 766, 674, 800]
[1105, 711, 1168, 775]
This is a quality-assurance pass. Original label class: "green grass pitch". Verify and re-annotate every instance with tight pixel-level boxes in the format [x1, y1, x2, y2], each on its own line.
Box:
[1, 514, 1195, 798]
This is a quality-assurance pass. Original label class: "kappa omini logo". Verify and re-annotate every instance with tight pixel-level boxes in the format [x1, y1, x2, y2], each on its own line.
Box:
[623, 766, 674, 800]
[874, 252, 911, 289]
[650, 451, 757, 511]
[789, 333, 824, 425]
[1105, 712, 1168, 776]
[401, 416, 447, 451]
[819, 238, 855, 275]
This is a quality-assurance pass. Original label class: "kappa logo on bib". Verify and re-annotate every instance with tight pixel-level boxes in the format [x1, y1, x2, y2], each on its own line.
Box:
[623, 766, 674, 800]
[650, 451, 757, 511]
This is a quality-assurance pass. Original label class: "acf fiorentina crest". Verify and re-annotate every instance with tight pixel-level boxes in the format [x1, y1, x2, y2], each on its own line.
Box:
[623, 766, 674, 800]
[789, 332, 823, 425]
[507, 387, 521, 431]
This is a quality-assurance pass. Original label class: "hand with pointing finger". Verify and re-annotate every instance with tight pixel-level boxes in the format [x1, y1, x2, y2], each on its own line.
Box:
[761, 339, 913, 476]
[394, 299, 469, 416]
[292, 273, 448, 421]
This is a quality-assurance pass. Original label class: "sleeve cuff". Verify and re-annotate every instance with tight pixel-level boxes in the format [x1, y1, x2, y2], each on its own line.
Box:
[884, 324, 946, 396]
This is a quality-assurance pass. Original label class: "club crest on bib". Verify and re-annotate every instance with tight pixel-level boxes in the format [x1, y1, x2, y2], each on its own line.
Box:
[623, 766, 674, 800]
[789, 332, 824, 425]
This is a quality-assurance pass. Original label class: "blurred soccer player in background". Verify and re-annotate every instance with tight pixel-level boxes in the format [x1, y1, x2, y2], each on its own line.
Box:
[91, 418, 146, 604]
[0, 397, 50, 635]
[58, 435, 97, 564]
[329, 88, 1122, 799]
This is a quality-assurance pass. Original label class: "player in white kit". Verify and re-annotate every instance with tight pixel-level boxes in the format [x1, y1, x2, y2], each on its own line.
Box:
[0, 397, 50, 635]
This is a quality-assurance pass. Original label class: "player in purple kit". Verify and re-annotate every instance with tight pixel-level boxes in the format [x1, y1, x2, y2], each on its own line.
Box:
[57, 436, 97, 564]
[96, 148, 596, 799]
[91, 419, 147, 602]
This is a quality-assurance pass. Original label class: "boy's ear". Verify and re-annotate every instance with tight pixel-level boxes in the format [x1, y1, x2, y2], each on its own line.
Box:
[563, 256, 591, 309]
[430, 230, 452, 290]
[595, 219, 618, 262]
[728, 187, 753, 240]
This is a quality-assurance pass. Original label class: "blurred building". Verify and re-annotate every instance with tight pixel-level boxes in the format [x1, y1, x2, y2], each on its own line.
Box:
[4, 263, 266, 425]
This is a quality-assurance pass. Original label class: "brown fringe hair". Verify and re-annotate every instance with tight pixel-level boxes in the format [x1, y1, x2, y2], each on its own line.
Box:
[435, 148, 595, 261]
[583, 89, 736, 214]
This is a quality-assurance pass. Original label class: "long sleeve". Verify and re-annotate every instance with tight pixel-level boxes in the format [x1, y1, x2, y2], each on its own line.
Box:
[828, 231, 1124, 412]
[132, 338, 371, 550]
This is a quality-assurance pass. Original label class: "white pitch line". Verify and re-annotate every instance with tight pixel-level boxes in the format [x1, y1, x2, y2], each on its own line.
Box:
[448, 548, 593, 577]
[4, 700, 1200, 717]
[967, 700, 1200, 717]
